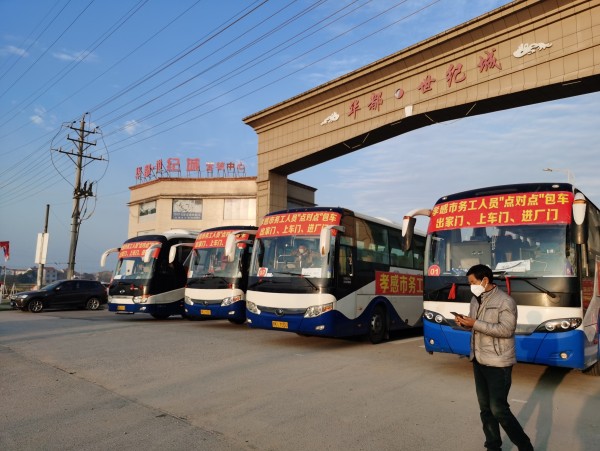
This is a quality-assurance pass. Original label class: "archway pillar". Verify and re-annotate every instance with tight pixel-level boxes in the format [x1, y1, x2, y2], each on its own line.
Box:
[257, 172, 287, 219]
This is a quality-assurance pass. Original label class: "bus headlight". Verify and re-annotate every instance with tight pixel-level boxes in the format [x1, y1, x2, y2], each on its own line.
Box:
[304, 303, 333, 318]
[221, 295, 242, 306]
[423, 310, 446, 325]
[246, 301, 260, 314]
[185, 296, 193, 305]
[535, 317, 582, 333]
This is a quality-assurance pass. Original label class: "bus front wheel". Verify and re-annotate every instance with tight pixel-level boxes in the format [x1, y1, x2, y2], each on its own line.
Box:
[368, 305, 388, 344]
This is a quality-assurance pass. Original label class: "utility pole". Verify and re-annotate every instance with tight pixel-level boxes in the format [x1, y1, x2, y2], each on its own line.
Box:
[54, 113, 103, 280]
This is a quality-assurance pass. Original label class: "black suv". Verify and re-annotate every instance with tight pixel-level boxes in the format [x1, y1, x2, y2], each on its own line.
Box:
[10, 280, 108, 313]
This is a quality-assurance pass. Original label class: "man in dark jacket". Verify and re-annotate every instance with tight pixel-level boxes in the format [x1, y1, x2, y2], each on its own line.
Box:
[456, 264, 533, 451]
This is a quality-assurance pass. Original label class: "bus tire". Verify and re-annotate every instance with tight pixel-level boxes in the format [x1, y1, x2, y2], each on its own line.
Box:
[583, 361, 600, 376]
[228, 318, 246, 325]
[368, 305, 387, 344]
[151, 313, 171, 320]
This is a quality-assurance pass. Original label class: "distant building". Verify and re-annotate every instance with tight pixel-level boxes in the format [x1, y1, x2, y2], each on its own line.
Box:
[127, 174, 315, 237]
[41, 266, 65, 284]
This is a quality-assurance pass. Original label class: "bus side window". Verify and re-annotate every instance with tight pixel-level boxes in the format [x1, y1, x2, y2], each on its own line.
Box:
[389, 229, 418, 268]
[360, 249, 375, 262]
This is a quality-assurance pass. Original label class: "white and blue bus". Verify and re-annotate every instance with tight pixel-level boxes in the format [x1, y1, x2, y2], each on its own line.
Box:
[246, 207, 426, 343]
[402, 183, 600, 375]
[183, 226, 257, 324]
[100, 229, 197, 319]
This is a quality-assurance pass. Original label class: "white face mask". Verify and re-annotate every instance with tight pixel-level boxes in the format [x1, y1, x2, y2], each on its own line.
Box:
[470, 281, 486, 297]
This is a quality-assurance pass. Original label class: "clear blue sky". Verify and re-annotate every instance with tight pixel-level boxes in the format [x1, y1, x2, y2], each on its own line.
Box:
[1, 0, 599, 273]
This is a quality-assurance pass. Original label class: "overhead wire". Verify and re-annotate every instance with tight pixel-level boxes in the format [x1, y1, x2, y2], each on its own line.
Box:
[20, 0, 209, 136]
[0, 0, 400, 200]
[88, 0, 270, 115]
[0, 0, 96, 102]
[0, 0, 151, 131]
[0, 0, 271, 190]
[104, 0, 425, 152]
[100, 0, 371, 137]
[0, 0, 171, 203]
[0, 0, 272, 207]
[1, 0, 441, 208]
[94, 0, 323, 127]
[0, 0, 68, 81]
[0, 0, 200, 152]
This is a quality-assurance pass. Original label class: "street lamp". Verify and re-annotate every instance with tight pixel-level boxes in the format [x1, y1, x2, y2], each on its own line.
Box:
[543, 168, 575, 184]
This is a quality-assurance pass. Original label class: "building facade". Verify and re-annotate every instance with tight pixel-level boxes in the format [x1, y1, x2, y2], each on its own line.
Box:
[128, 176, 315, 237]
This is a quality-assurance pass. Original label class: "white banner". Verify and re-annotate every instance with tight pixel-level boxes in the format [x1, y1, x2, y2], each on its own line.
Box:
[34, 233, 49, 264]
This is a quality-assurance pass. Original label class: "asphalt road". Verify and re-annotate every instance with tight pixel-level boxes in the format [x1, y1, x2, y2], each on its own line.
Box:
[1, 307, 599, 451]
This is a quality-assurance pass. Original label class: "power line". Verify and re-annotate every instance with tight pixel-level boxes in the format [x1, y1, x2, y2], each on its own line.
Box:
[0, 0, 69, 81]
[0, 0, 96, 102]
[1, 0, 444, 208]
[0, 0, 150, 130]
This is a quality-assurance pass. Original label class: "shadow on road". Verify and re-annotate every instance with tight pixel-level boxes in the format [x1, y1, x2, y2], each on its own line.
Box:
[515, 366, 571, 450]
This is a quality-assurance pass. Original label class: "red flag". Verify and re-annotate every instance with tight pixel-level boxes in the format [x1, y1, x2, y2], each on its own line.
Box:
[0, 241, 9, 261]
[448, 283, 456, 300]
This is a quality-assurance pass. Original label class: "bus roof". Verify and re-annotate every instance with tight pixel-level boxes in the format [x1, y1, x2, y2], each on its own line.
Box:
[125, 229, 198, 243]
[196, 225, 258, 233]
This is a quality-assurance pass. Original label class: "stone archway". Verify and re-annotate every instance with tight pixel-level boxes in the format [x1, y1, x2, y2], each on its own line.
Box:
[244, 0, 600, 219]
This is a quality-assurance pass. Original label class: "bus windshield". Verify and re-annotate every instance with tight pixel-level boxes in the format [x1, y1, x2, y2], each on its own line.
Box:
[428, 224, 575, 277]
[250, 235, 331, 278]
[114, 257, 155, 280]
[189, 247, 242, 279]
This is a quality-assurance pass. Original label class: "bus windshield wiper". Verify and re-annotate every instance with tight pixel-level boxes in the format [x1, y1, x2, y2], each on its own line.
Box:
[494, 274, 557, 298]
[248, 278, 283, 289]
[265, 271, 319, 291]
[300, 276, 318, 291]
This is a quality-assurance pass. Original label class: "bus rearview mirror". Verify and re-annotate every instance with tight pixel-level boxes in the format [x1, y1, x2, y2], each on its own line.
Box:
[402, 217, 416, 252]
[100, 248, 120, 267]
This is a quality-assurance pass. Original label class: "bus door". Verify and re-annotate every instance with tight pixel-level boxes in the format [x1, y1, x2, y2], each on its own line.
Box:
[336, 215, 356, 298]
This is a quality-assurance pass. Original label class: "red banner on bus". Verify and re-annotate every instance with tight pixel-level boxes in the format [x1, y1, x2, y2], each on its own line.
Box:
[193, 230, 248, 249]
[375, 271, 423, 296]
[257, 211, 342, 238]
[118, 241, 161, 259]
[428, 191, 573, 233]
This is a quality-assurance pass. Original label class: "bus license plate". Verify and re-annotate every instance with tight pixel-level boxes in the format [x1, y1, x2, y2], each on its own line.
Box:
[201, 309, 211, 315]
[117, 305, 125, 311]
[272, 321, 288, 329]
